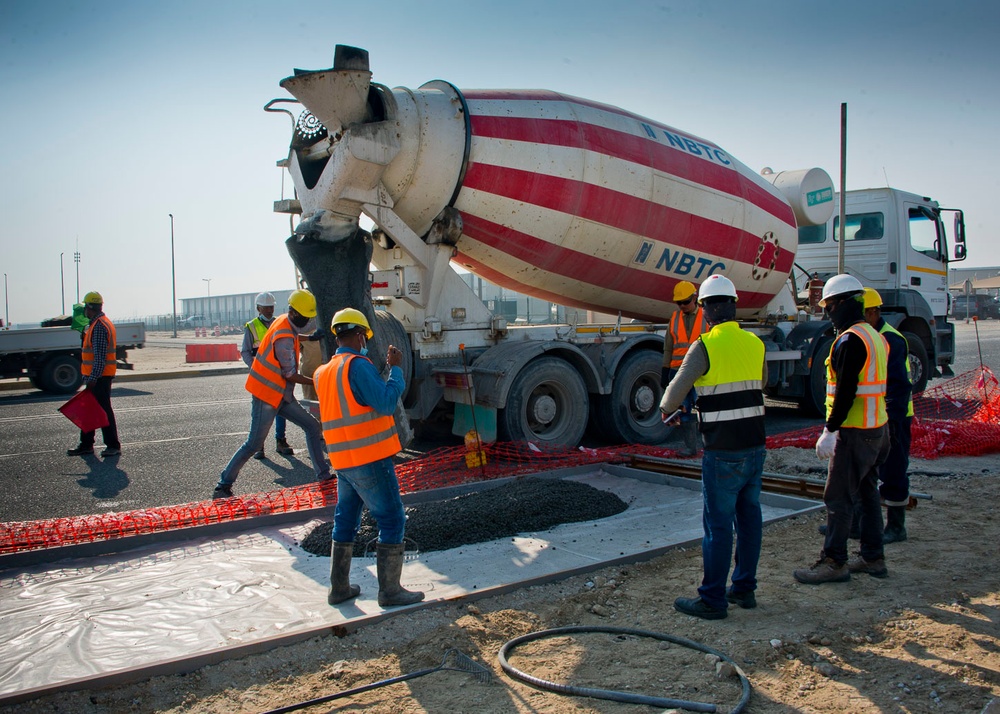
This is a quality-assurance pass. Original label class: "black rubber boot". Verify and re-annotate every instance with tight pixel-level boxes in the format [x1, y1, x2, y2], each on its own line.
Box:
[883, 506, 908, 544]
[376, 543, 424, 607]
[328, 541, 361, 605]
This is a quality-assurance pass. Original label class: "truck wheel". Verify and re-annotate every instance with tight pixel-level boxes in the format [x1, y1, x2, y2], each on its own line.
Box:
[592, 350, 670, 445]
[500, 356, 588, 447]
[901, 331, 930, 395]
[802, 335, 833, 417]
[39, 355, 83, 394]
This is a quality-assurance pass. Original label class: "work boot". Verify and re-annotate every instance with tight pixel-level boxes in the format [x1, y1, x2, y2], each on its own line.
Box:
[67, 445, 94, 456]
[678, 421, 700, 457]
[253, 447, 266, 460]
[726, 587, 757, 609]
[212, 484, 233, 499]
[328, 541, 361, 605]
[793, 557, 850, 585]
[883, 506, 908, 544]
[376, 543, 424, 607]
[848, 553, 888, 578]
[275, 438, 294, 455]
[674, 596, 727, 620]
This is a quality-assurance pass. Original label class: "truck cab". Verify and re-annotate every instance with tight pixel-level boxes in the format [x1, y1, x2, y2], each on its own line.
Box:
[795, 187, 966, 393]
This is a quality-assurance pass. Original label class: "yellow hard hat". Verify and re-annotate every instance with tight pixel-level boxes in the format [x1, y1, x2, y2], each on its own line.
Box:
[83, 291, 103, 305]
[287, 289, 317, 318]
[673, 281, 697, 302]
[332, 307, 373, 339]
[862, 287, 883, 309]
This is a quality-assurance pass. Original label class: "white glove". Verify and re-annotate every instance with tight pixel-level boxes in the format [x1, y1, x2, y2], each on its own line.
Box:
[815, 427, 838, 460]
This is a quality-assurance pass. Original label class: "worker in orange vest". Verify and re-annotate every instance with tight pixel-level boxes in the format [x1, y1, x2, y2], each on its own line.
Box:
[661, 281, 707, 455]
[67, 291, 122, 458]
[315, 307, 424, 608]
[213, 289, 332, 498]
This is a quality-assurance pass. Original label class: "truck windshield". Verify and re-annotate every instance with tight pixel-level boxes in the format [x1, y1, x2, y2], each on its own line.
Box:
[832, 212, 884, 242]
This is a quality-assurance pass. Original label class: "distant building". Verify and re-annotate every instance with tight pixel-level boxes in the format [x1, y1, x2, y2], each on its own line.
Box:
[949, 266, 1000, 294]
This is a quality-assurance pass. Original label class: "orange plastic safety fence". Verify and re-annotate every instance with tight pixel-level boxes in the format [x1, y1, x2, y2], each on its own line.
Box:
[767, 367, 1000, 460]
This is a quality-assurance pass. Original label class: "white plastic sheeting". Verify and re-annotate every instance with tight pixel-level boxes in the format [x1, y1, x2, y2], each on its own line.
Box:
[0, 469, 818, 699]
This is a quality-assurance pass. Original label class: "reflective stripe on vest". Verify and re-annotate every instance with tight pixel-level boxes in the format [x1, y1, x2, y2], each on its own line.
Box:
[668, 308, 707, 369]
[825, 322, 888, 428]
[81, 315, 117, 378]
[694, 322, 766, 450]
[315, 353, 401, 469]
[245, 317, 269, 352]
[880, 321, 915, 417]
[245, 313, 298, 408]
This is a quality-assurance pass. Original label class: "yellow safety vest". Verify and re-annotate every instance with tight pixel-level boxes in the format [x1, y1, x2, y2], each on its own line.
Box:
[245, 316, 270, 353]
[825, 322, 888, 428]
[314, 353, 401, 469]
[693, 321, 766, 450]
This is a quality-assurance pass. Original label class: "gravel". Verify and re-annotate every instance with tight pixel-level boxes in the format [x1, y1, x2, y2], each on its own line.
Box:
[299, 477, 629, 556]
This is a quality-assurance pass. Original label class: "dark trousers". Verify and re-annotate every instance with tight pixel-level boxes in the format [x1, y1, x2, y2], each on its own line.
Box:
[79, 377, 120, 450]
[878, 416, 912, 505]
[822, 425, 889, 564]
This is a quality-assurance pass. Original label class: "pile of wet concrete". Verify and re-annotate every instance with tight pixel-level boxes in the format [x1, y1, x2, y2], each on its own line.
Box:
[300, 477, 628, 556]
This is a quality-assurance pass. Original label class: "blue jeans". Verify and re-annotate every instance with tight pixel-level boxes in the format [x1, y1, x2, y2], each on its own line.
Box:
[698, 445, 765, 610]
[218, 396, 331, 487]
[331, 457, 406, 545]
[275, 415, 287, 440]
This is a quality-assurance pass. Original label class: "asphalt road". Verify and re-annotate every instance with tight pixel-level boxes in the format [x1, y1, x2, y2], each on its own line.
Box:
[2, 319, 997, 524]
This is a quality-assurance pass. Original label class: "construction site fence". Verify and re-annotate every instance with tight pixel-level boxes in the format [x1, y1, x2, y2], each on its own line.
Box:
[3, 368, 998, 557]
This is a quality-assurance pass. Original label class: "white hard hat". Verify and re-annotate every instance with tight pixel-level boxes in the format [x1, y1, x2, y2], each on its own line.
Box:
[255, 292, 276, 308]
[697, 274, 738, 303]
[819, 274, 863, 307]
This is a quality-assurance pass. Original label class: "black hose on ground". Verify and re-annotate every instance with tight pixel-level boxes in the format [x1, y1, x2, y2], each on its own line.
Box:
[497, 625, 752, 714]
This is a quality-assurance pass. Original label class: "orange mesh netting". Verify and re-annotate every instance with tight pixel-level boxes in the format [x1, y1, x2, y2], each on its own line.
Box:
[767, 367, 1000, 459]
[5, 368, 998, 556]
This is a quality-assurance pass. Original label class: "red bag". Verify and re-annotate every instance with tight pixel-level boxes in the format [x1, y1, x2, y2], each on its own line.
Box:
[59, 389, 110, 431]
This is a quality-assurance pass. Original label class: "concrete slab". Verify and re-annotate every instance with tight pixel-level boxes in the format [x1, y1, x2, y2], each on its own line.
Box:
[0, 465, 820, 704]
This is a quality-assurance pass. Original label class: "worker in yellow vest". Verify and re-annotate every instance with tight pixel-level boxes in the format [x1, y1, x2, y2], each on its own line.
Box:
[241, 292, 294, 459]
[794, 275, 890, 584]
[213, 289, 332, 498]
[315, 307, 424, 608]
[67, 291, 122, 458]
[863, 288, 913, 543]
[659, 275, 767, 619]
[661, 280, 707, 456]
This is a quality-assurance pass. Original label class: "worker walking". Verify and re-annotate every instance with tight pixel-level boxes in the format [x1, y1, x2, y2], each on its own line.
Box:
[241, 292, 294, 460]
[213, 289, 332, 498]
[659, 275, 767, 620]
[662, 280, 707, 456]
[794, 275, 890, 584]
[863, 288, 913, 544]
[67, 291, 122, 458]
[315, 307, 424, 608]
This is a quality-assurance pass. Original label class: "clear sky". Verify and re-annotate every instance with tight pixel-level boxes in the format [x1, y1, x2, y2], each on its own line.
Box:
[1, 0, 997, 324]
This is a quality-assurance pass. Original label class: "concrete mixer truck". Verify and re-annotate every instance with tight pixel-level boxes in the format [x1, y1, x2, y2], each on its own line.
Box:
[266, 45, 966, 448]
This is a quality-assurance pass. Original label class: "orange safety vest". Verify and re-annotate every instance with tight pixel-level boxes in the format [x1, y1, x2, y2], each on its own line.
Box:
[245, 313, 299, 408]
[825, 322, 888, 428]
[668, 307, 707, 369]
[81, 315, 117, 378]
[315, 353, 401, 470]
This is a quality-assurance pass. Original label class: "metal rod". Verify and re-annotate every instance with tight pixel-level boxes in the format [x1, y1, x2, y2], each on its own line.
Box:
[838, 102, 847, 274]
[59, 252, 65, 315]
[169, 214, 177, 338]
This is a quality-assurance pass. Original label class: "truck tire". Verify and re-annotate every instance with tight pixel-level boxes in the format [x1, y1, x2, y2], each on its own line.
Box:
[592, 350, 670, 445]
[499, 356, 588, 447]
[802, 335, 833, 417]
[39, 355, 83, 394]
[901, 331, 930, 395]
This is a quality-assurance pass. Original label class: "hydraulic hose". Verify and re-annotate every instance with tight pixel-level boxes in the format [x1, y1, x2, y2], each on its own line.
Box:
[498, 625, 752, 714]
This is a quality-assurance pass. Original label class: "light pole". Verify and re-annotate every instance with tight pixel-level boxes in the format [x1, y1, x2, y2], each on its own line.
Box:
[3, 273, 8, 329]
[59, 252, 65, 315]
[169, 214, 177, 338]
[74, 250, 80, 303]
[202, 278, 212, 328]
